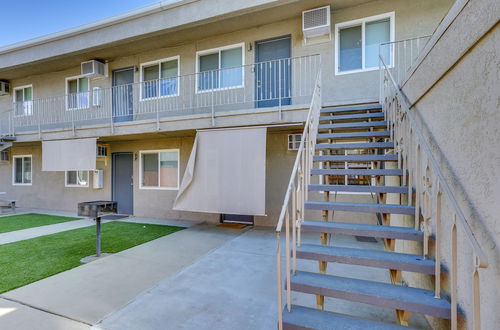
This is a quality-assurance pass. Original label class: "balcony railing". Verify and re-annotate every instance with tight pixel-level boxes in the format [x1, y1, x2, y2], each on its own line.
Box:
[0, 55, 321, 137]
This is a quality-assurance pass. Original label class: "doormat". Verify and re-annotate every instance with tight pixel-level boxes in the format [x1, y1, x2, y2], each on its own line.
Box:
[101, 215, 130, 220]
[216, 223, 248, 229]
[355, 236, 378, 243]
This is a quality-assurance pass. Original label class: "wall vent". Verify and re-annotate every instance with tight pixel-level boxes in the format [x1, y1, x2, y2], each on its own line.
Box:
[302, 6, 331, 41]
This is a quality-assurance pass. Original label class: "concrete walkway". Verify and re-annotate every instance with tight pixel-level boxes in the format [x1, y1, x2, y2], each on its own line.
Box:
[1, 224, 246, 327]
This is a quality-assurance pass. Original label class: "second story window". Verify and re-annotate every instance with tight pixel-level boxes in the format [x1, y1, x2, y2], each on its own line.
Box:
[141, 57, 179, 100]
[66, 76, 90, 110]
[335, 12, 394, 74]
[13, 85, 33, 116]
[197, 44, 244, 91]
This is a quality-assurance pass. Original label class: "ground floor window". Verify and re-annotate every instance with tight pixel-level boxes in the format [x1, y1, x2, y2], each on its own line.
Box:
[65, 170, 89, 187]
[288, 134, 302, 150]
[140, 150, 179, 190]
[13, 155, 32, 185]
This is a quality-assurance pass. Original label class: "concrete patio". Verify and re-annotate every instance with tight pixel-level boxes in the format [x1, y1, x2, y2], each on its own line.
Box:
[0, 215, 431, 329]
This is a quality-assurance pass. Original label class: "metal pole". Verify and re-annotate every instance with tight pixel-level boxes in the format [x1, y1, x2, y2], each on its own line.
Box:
[96, 217, 101, 257]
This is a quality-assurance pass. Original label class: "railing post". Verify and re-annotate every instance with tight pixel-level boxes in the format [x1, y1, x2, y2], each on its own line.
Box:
[278, 59, 282, 121]
[276, 232, 283, 330]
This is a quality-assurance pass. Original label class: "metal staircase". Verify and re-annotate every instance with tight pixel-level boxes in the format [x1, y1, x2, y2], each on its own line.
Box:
[0, 136, 15, 152]
[276, 103, 451, 329]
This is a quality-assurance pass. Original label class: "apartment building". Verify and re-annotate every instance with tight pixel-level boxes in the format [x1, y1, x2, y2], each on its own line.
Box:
[1, 0, 499, 328]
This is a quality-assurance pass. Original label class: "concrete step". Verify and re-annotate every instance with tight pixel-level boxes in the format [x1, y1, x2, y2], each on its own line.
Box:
[301, 220, 423, 241]
[320, 112, 385, 121]
[311, 169, 404, 176]
[318, 121, 388, 130]
[313, 155, 398, 162]
[297, 244, 435, 274]
[305, 201, 415, 215]
[317, 131, 390, 139]
[321, 104, 382, 114]
[290, 271, 451, 319]
[309, 184, 408, 194]
[316, 142, 394, 150]
[283, 305, 410, 330]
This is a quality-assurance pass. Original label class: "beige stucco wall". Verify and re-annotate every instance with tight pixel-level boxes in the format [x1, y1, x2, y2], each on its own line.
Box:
[393, 0, 499, 328]
[0, 130, 303, 227]
[0, 0, 453, 116]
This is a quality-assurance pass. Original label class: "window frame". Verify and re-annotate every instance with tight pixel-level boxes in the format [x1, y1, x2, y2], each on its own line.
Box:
[139, 149, 180, 190]
[65, 170, 90, 188]
[12, 154, 32, 186]
[195, 42, 245, 93]
[65, 75, 90, 110]
[139, 56, 181, 101]
[13, 84, 34, 117]
[287, 134, 302, 151]
[334, 12, 395, 76]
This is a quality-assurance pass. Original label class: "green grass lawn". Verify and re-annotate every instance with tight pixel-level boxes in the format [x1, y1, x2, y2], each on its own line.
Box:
[0, 213, 80, 234]
[0, 221, 184, 293]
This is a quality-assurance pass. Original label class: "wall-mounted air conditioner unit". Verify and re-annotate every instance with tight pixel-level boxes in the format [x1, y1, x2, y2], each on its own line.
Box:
[93, 169, 104, 189]
[0, 81, 10, 96]
[81, 60, 107, 78]
[302, 6, 331, 42]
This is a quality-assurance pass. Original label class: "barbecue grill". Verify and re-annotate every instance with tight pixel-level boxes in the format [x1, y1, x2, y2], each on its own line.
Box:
[78, 200, 117, 257]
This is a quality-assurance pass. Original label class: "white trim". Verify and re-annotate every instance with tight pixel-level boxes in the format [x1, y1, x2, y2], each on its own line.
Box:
[139, 149, 180, 190]
[65, 170, 90, 188]
[12, 84, 33, 117]
[335, 12, 395, 75]
[139, 55, 181, 101]
[65, 75, 90, 110]
[12, 154, 32, 186]
[195, 42, 245, 93]
[287, 133, 302, 151]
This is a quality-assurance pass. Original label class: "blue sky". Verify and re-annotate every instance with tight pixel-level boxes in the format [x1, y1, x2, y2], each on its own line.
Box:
[0, 0, 159, 47]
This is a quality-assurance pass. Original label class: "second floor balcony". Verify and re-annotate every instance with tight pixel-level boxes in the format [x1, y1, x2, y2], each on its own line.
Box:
[0, 55, 321, 139]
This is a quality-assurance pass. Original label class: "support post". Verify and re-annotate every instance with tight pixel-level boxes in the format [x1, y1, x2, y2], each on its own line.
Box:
[95, 217, 101, 257]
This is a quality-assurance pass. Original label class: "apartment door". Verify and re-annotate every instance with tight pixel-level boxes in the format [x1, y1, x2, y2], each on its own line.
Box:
[255, 35, 291, 108]
[112, 67, 134, 122]
[112, 153, 134, 215]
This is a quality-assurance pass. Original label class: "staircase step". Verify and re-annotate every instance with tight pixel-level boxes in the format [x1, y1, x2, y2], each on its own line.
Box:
[313, 155, 397, 162]
[320, 112, 385, 121]
[311, 169, 404, 176]
[283, 305, 410, 330]
[321, 104, 382, 114]
[301, 220, 423, 241]
[318, 121, 388, 130]
[290, 271, 451, 319]
[317, 131, 390, 139]
[316, 142, 394, 150]
[297, 244, 435, 274]
[305, 201, 415, 215]
[309, 184, 408, 194]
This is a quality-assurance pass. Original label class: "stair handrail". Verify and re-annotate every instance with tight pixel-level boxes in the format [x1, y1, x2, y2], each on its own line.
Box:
[379, 36, 488, 328]
[275, 69, 321, 329]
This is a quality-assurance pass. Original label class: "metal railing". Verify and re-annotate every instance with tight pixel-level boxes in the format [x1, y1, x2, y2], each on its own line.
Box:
[275, 71, 321, 329]
[379, 36, 488, 329]
[0, 55, 321, 137]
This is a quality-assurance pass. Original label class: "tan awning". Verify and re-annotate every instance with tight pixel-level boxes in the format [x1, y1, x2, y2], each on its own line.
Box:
[42, 138, 97, 171]
[173, 127, 267, 216]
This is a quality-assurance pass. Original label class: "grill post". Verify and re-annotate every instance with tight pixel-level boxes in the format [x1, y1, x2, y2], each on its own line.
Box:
[95, 217, 101, 257]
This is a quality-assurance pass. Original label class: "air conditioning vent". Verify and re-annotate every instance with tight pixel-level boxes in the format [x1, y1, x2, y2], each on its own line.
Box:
[81, 60, 107, 78]
[0, 81, 10, 96]
[302, 6, 331, 40]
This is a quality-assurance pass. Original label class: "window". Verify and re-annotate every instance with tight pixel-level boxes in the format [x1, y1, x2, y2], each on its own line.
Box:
[141, 57, 179, 100]
[288, 134, 302, 150]
[13, 155, 32, 185]
[66, 76, 90, 109]
[0, 150, 9, 162]
[13, 85, 33, 116]
[197, 44, 244, 91]
[140, 150, 179, 190]
[335, 12, 394, 74]
[65, 170, 89, 187]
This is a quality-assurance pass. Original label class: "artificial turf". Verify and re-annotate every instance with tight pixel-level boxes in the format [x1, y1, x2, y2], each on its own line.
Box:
[0, 213, 80, 234]
[0, 221, 184, 293]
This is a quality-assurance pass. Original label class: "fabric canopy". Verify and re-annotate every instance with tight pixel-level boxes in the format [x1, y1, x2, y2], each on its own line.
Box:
[42, 138, 97, 171]
[173, 127, 266, 216]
